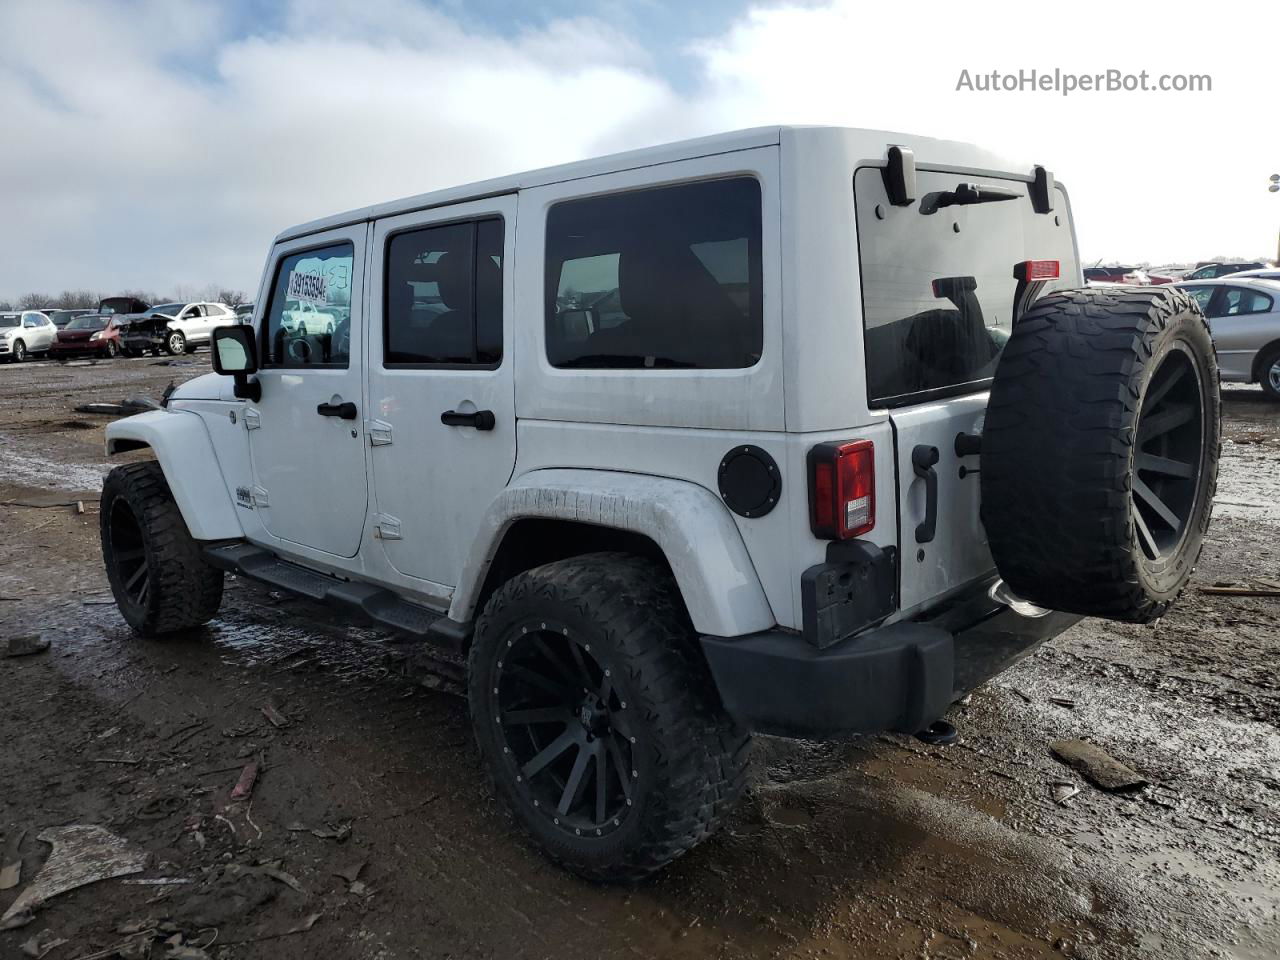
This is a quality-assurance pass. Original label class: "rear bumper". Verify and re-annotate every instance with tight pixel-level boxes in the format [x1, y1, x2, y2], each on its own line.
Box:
[700, 576, 1080, 739]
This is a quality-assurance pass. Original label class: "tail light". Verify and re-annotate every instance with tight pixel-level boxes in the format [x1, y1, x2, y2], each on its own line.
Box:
[808, 440, 875, 540]
[1017, 259, 1060, 281]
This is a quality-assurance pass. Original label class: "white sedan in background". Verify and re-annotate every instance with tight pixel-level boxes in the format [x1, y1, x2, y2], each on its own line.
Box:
[1176, 277, 1280, 399]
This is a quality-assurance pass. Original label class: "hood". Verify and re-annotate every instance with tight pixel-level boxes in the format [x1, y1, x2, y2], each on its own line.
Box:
[168, 373, 238, 402]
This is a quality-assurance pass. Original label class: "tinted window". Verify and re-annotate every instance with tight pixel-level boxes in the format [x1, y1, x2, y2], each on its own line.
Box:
[1183, 285, 1215, 313]
[263, 242, 354, 367]
[855, 165, 1074, 406]
[545, 177, 763, 369]
[384, 217, 503, 366]
[1221, 287, 1273, 316]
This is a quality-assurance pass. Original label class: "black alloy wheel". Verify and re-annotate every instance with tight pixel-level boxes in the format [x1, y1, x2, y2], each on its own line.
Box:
[1132, 346, 1205, 561]
[494, 619, 635, 838]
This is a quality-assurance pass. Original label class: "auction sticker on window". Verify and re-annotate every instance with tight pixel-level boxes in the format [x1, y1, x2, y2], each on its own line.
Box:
[287, 271, 328, 305]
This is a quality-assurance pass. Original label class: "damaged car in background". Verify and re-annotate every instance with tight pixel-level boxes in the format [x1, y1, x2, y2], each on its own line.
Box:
[119, 301, 238, 356]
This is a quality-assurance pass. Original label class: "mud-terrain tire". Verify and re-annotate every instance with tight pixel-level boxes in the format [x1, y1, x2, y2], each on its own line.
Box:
[166, 330, 186, 355]
[1257, 345, 1280, 401]
[981, 286, 1220, 623]
[468, 552, 751, 882]
[100, 461, 224, 637]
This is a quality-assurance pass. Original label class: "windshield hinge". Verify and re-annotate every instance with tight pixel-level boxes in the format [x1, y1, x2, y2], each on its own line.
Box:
[1031, 165, 1055, 214]
[369, 420, 393, 446]
[243, 408, 261, 431]
[882, 145, 916, 206]
[375, 514, 402, 540]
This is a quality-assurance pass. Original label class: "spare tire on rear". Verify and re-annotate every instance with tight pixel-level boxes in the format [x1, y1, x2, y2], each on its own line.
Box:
[981, 286, 1220, 623]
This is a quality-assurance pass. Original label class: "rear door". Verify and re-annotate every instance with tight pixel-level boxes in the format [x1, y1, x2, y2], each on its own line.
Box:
[246, 226, 369, 557]
[366, 196, 517, 586]
[854, 165, 1078, 614]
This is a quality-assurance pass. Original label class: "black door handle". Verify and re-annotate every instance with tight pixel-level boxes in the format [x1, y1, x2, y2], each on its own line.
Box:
[441, 409, 496, 431]
[317, 401, 358, 420]
[912, 444, 940, 544]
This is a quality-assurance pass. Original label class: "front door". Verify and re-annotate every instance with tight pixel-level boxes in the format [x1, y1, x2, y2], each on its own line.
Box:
[246, 225, 369, 558]
[366, 196, 518, 586]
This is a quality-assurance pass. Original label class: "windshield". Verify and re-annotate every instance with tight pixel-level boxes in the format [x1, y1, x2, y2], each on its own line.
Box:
[148, 303, 184, 316]
[855, 166, 1076, 406]
[67, 316, 108, 331]
[0, 315, 18, 328]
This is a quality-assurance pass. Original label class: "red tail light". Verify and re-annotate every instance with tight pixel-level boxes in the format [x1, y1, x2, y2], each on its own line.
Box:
[808, 440, 875, 540]
[1018, 259, 1060, 281]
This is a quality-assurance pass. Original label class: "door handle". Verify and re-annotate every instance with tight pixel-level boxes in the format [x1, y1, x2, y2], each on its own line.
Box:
[912, 444, 940, 544]
[317, 401, 358, 420]
[441, 409, 496, 431]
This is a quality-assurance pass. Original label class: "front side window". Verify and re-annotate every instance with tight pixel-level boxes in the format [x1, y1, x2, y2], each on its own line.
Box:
[1183, 285, 1216, 313]
[384, 217, 503, 366]
[263, 242, 354, 367]
[545, 177, 763, 369]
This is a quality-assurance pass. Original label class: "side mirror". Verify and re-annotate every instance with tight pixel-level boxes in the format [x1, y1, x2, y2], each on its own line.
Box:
[212, 325, 261, 402]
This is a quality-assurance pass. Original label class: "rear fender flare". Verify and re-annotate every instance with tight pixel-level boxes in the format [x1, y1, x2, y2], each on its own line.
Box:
[105, 410, 243, 541]
[451, 469, 775, 637]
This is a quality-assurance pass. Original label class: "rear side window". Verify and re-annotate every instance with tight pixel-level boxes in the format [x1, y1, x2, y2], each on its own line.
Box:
[1221, 287, 1273, 316]
[545, 177, 763, 369]
[384, 218, 503, 366]
[263, 242, 354, 367]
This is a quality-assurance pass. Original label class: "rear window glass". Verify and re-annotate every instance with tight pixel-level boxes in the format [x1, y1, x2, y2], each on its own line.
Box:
[545, 177, 763, 369]
[854, 166, 1075, 406]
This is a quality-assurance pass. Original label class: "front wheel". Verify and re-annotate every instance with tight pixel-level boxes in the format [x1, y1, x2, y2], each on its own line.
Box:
[105, 340, 119, 359]
[11, 340, 26, 363]
[100, 462, 224, 636]
[166, 331, 186, 355]
[468, 553, 751, 883]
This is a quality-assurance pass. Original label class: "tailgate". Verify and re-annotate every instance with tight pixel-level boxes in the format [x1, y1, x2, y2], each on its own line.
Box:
[853, 162, 1077, 614]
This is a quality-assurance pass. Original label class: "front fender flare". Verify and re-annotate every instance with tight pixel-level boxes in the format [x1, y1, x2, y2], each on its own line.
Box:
[450, 469, 775, 637]
[105, 410, 243, 541]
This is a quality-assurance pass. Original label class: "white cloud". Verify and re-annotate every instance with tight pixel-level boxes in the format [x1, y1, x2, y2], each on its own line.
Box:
[1, 0, 1276, 301]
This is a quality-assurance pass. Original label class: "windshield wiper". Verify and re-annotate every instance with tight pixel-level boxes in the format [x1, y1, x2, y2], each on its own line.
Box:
[934, 182, 1020, 207]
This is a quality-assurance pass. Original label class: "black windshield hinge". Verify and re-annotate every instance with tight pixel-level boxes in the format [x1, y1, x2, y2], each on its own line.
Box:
[882, 145, 916, 207]
[1031, 165, 1055, 214]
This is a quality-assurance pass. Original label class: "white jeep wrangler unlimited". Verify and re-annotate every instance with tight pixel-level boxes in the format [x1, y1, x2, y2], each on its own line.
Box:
[100, 126, 1220, 881]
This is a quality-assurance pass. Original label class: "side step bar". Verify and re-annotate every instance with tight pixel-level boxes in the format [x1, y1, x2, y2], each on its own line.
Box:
[203, 542, 471, 652]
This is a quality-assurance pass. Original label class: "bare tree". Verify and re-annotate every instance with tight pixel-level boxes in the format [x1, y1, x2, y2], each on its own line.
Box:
[54, 289, 101, 309]
[215, 288, 248, 306]
[17, 292, 52, 310]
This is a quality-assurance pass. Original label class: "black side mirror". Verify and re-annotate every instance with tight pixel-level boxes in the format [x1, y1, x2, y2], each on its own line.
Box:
[212, 325, 261, 401]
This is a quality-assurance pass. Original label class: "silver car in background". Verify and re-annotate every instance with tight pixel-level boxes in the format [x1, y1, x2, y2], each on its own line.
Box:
[1177, 277, 1280, 399]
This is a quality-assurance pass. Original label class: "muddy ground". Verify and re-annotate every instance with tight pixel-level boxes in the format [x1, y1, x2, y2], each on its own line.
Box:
[1, 353, 1277, 960]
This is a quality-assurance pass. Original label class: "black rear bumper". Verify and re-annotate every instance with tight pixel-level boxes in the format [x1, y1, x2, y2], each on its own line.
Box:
[700, 577, 1080, 739]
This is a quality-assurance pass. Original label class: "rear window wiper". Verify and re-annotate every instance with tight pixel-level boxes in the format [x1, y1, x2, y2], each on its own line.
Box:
[934, 183, 1020, 207]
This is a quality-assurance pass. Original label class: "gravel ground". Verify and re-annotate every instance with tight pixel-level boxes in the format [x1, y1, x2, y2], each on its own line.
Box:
[1, 354, 1277, 960]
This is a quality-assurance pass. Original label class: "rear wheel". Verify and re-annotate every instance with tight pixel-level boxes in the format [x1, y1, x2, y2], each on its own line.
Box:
[1258, 346, 1280, 401]
[100, 462, 224, 636]
[166, 330, 185, 355]
[981, 286, 1220, 622]
[469, 553, 750, 882]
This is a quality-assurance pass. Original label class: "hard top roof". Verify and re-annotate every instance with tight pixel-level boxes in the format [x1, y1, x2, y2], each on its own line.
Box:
[275, 125, 1041, 244]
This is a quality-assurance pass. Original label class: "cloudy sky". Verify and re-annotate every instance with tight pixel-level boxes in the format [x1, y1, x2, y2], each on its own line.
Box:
[2, 0, 1277, 301]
